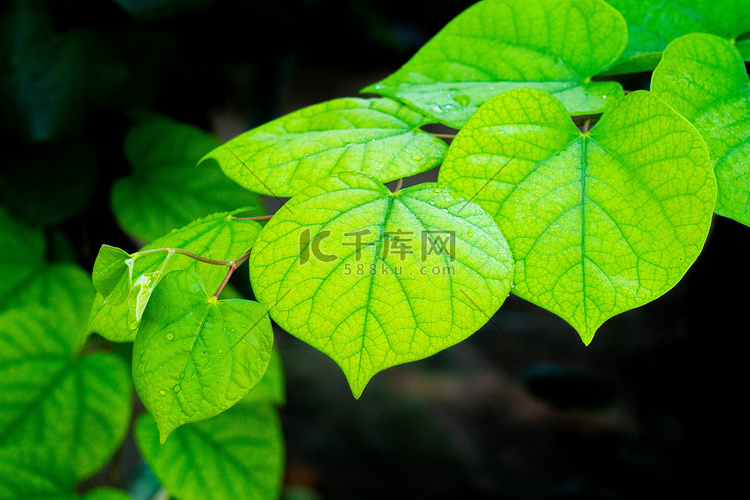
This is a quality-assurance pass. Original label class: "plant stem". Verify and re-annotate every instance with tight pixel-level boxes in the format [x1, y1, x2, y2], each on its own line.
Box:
[135, 247, 237, 266]
[235, 214, 274, 221]
[212, 250, 252, 298]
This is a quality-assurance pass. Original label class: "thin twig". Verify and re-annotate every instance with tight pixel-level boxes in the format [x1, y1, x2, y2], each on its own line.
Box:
[212, 250, 252, 298]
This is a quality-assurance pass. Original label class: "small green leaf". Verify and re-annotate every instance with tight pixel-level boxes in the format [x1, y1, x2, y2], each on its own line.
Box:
[111, 116, 264, 242]
[134, 403, 284, 500]
[602, 0, 750, 74]
[0, 308, 132, 481]
[363, 0, 627, 128]
[133, 270, 274, 442]
[87, 209, 262, 342]
[438, 88, 715, 343]
[202, 97, 447, 198]
[651, 33, 750, 226]
[92, 245, 132, 303]
[249, 173, 514, 397]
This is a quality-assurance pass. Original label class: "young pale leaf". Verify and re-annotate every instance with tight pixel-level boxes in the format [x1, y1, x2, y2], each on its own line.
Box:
[603, 0, 750, 74]
[132, 270, 274, 442]
[202, 97, 447, 198]
[651, 33, 750, 227]
[111, 116, 264, 242]
[0, 308, 132, 481]
[249, 173, 514, 398]
[362, 0, 627, 128]
[134, 404, 284, 500]
[92, 244, 132, 303]
[88, 209, 261, 342]
[438, 88, 716, 344]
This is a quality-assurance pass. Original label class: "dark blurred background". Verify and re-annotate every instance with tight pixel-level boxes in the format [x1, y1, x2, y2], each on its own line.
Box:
[1, 0, 748, 498]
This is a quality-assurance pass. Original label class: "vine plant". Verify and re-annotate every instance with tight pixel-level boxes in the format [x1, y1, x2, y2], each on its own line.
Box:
[2, 0, 749, 499]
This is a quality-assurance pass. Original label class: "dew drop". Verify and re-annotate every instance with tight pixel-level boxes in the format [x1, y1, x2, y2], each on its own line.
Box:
[159, 389, 166, 396]
[166, 332, 175, 341]
[179, 371, 185, 379]
[217, 348, 223, 354]
[453, 94, 471, 107]
[467, 230, 474, 238]
[173, 384, 181, 392]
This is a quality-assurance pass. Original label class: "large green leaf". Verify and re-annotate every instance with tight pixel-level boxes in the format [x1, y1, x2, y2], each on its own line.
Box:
[438, 88, 716, 344]
[134, 403, 284, 500]
[0, 206, 45, 303]
[0, 308, 132, 481]
[651, 33, 750, 227]
[362, 0, 627, 128]
[603, 0, 750, 74]
[133, 270, 274, 442]
[88, 209, 262, 342]
[111, 116, 264, 243]
[0, 446, 129, 500]
[249, 173, 514, 397]
[0, 208, 94, 333]
[202, 97, 447, 198]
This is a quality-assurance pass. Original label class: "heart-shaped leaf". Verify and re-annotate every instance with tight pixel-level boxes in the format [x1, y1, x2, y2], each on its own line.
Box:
[249, 173, 514, 397]
[651, 33, 750, 227]
[363, 0, 627, 128]
[202, 97, 447, 198]
[0, 308, 132, 481]
[132, 270, 274, 442]
[438, 88, 715, 343]
[111, 116, 264, 242]
[602, 0, 750, 74]
[88, 209, 261, 342]
[134, 403, 284, 500]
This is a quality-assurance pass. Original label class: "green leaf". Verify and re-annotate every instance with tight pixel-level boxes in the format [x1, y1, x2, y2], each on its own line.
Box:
[249, 173, 514, 398]
[202, 97, 447, 198]
[651, 33, 750, 227]
[91, 245, 132, 303]
[111, 116, 264, 242]
[438, 88, 715, 344]
[0, 206, 45, 303]
[0, 446, 129, 499]
[0, 208, 95, 332]
[134, 403, 284, 500]
[0, 308, 132, 481]
[736, 37, 750, 60]
[602, 0, 750, 74]
[239, 347, 285, 406]
[87, 209, 262, 342]
[362, 0, 627, 128]
[133, 269, 274, 442]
